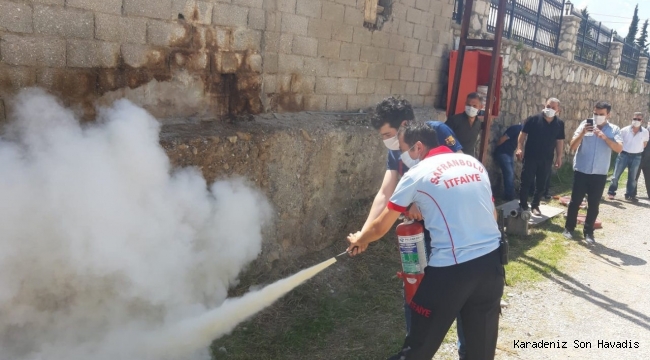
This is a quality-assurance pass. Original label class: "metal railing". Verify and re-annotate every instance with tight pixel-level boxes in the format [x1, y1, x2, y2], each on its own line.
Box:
[486, 0, 565, 54]
[646, 60, 650, 83]
[574, 14, 611, 70]
[618, 37, 641, 79]
[453, 0, 464, 24]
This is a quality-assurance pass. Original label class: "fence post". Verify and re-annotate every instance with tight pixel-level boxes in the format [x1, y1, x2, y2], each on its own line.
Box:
[507, 0, 516, 38]
[636, 56, 649, 82]
[558, 15, 581, 61]
[606, 41, 624, 74]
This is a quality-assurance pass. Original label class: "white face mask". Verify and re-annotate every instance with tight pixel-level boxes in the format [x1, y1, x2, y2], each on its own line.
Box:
[542, 108, 556, 118]
[632, 120, 642, 128]
[594, 115, 607, 125]
[465, 106, 479, 118]
[400, 144, 420, 168]
[383, 135, 400, 151]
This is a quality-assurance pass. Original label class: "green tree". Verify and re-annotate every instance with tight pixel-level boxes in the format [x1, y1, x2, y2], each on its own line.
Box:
[579, 8, 592, 40]
[625, 4, 640, 43]
[637, 19, 649, 52]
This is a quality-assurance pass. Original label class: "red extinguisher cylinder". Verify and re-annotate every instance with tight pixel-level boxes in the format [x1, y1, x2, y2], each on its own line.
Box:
[396, 219, 427, 304]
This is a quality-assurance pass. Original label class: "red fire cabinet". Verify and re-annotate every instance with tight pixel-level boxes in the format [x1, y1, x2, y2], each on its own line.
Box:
[446, 50, 503, 118]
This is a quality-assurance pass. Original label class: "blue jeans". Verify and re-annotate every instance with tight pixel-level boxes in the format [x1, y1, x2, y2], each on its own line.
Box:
[495, 153, 515, 200]
[608, 152, 642, 197]
[403, 226, 466, 358]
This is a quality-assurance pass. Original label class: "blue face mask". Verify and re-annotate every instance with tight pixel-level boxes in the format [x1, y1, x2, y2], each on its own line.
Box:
[400, 144, 420, 168]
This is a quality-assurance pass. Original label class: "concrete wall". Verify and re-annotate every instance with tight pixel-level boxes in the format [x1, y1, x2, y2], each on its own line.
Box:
[0, 0, 457, 122]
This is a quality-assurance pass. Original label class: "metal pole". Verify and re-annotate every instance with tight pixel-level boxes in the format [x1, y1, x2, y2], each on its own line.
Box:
[448, 0, 475, 118]
[507, 0, 516, 38]
[579, 15, 587, 61]
[532, 0, 544, 49]
[554, 0, 566, 54]
[478, 0, 509, 163]
[594, 21, 601, 63]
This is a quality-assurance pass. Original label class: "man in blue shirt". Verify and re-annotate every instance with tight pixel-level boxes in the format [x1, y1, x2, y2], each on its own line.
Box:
[366, 97, 466, 359]
[347, 122, 504, 360]
[494, 123, 523, 201]
[563, 101, 623, 244]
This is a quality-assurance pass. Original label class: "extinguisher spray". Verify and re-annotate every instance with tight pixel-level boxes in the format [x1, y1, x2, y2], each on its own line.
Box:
[396, 218, 427, 304]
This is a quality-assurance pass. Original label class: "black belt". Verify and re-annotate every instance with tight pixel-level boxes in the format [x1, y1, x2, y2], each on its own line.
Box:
[622, 151, 643, 156]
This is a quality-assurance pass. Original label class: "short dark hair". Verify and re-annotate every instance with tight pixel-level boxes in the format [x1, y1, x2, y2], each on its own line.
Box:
[371, 96, 414, 130]
[467, 92, 484, 103]
[400, 122, 439, 149]
[594, 101, 612, 114]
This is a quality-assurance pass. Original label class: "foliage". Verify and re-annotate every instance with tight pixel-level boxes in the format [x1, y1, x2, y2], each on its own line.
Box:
[637, 19, 649, 52]
[625, 4, 640, 44]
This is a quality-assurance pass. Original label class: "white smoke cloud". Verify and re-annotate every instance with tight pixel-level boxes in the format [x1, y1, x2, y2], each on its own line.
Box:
[0, 88, 273, 360]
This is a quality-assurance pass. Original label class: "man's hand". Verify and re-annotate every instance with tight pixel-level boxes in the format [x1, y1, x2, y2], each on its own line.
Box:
[405, 203, 423, 221]
[582, 124, 594, 135]
[515, 148, 524, 161]
[594, 128, 607, 140]
[346, 232, 369, 256]
[555, 158, 562, 168]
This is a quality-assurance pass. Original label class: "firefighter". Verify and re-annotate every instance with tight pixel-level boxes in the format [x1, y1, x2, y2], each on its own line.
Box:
[347, 122, 504, 360]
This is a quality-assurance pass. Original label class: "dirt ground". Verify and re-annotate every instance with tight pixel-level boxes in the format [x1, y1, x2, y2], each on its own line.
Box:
[487, 175, 650, 360]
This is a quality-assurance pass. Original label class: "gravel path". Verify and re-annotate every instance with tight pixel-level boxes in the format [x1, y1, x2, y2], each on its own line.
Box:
[494, 173, 650, 360]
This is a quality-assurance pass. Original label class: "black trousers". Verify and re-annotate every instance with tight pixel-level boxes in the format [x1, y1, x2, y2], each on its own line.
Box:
[565, 171, 607, 235]
[632, 162, 650, 197]
[395, 249, 504, 360]
[519, 157, 552, 209]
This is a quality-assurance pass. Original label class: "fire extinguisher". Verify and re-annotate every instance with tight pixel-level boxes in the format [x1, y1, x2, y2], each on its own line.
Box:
[396, 218, 427, 305]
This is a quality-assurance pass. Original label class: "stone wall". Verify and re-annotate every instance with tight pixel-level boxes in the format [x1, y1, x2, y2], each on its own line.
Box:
[0, 0, 457, 122]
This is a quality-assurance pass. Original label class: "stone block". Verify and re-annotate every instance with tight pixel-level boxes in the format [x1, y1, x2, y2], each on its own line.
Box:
[382, 49, 397, 65]
[359, 45, 380, 63]
[414, 68, 427, 81]
[357, 79, 376, 94]
[36, 67, 96, 98]
[317, 40, 341, 59]
[303, 57, 329, 76]
[340, 43, 361, 61]
[367, 63, 385, 79]
[292, 36, 318, 57]
[31, 0, 63, 5]
[248, 8, 266, 30]
[67, 0, 122, 14]
[291, 75, 316, 93]
[246, 53, 263, 72]
[266, 11, 281, 31]
[400, 67, 415, 81]
[350, 61, 368, 78]
[371, 31, 390, 48]
[0, 34, 65, 67]
[278, 53, 304, 72]
[315, 77, 338, 94]
[232, 29, 262, 52]
[277, 0, 296, 13]
[352, 27, 372, 45]
[376, 80, 392, 94]
[121, 44, 167, 68]
[281, 13, 309, 35]
[172, 1, 213, 24]
[409, 54, 423, 68]
[265, 53, 279, 73]
[413, 24, 428, 40]
[95, 14, 147, 44]
[124, 0, 173, 20]
[304, 94, 327, 110]
[389, 34, 405, 50]
[415, 0, 430, 10]
[263, 32, 281, 52]
[407, 7, 422, 24]
[213, 3, 248, 27]
[326, 95, 347, 110]
[347, 95, 369, 110]
[264, 74, 277, 93]
[344, 5, 364, 26]
[339, 78, 357, 95]
[214, 52, 242, 73]
[332, 0, 356, 5]
[0, 1, 33, 33]
[67, 40, 120, 68]
[332, 24, 353, 42]
[322, 2, 344, 22]
[34, 5, 94, 39]
[395, 52, 410, 66]
[171, 50, 209, 71]
[385, 65, 400, 80]
[147, 20, 191, 47]
[328, 60, 349, 77]
[404, 38, 420, 53]
[0, 65, 37, 96]
[398, 20, 414, 38]
[308, 19, 333, 39]
[233, 0, 264, 7]
[406, 81, 419, 95]
[419, 40, 433, 56]
[297, 0, 321, 18]
[391, 80, 406, 94]
[419, 82, 432, 96]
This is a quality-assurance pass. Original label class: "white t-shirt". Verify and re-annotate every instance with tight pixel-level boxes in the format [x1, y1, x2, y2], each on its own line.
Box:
[620, 125, 649, 154]
[388, 147, 501, 267]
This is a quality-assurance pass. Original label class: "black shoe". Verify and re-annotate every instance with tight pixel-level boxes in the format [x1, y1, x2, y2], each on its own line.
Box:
[584, 233, 596, 245]
[544, 194, 552, 200]
[625, 195, 638, 202]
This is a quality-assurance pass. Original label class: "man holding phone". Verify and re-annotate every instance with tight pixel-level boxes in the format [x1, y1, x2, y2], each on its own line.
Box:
[563, 101, 623, 244]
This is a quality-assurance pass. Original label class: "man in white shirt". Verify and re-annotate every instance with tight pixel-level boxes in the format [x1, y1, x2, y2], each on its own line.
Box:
[632, 116, 650, 198]
[607, 112, 649, 201]
[346, 122, 504, 360]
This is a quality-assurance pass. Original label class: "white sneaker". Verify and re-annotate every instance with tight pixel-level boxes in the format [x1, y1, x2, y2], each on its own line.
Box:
[562, 229, 573, 239]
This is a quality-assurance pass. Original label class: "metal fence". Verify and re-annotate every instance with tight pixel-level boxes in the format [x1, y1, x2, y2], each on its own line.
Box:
[453, 0, 463, 24]
[618, 36, 641, 79]
[574, 13, 611, 70]
[647, 60, 650, 83]
[485, 0, 565, 54]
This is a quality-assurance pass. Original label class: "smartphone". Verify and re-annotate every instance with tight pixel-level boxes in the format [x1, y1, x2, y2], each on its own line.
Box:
[585, 118, 594, 136]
